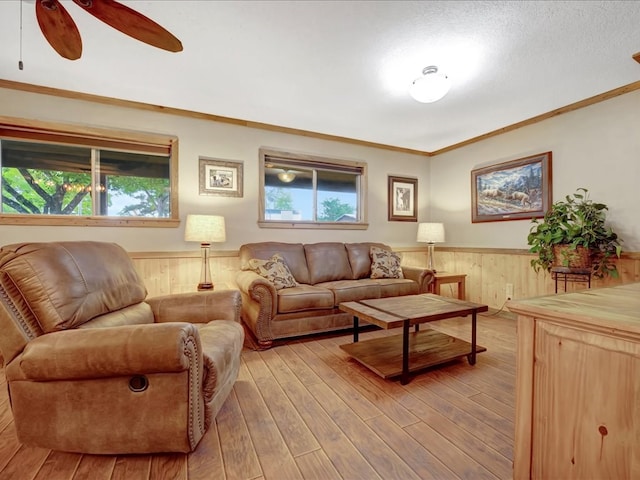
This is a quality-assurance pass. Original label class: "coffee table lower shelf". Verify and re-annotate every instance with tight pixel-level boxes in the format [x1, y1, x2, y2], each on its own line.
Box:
[340, 329, 487, 380]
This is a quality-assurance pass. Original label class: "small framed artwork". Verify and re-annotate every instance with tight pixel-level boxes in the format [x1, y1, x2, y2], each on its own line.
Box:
[388, 175, 418, 222]
[199, 157, 243, 197]
[471, 151, 552, 223]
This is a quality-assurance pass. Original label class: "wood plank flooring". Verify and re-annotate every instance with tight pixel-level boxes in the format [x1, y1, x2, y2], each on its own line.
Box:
[0, 311, 516, 479]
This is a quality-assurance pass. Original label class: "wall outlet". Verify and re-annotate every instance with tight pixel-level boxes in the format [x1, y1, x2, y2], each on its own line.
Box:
[506, 283, 514, 301]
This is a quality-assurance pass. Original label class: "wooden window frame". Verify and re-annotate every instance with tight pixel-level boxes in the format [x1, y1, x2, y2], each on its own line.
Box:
[0, 116, 179, 228]
[258, 147, 368, 230]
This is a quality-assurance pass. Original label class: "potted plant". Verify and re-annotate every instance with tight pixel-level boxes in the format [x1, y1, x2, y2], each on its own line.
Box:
[527, 188, 622, 278]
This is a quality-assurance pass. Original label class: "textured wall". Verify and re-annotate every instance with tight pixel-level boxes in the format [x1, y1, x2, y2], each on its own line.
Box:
[430, 89, 640, 251]
[0, 87, 429, 251]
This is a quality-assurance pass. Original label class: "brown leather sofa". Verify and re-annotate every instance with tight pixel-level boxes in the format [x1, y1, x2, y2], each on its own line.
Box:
[0, 241, 244, 454]
[236, 242, 434, 348]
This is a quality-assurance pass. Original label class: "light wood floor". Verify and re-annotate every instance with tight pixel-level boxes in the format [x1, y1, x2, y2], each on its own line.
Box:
[0, 311, 516, 480]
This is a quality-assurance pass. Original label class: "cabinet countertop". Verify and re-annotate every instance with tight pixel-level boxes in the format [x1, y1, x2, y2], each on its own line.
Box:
[507, 282, 640, 334]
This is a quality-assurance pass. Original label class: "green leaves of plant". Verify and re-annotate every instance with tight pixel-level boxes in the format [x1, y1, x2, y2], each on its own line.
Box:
[527, 188, 622, 278]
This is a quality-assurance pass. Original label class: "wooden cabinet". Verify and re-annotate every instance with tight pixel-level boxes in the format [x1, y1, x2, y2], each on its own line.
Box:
[507, 283, 640, 480]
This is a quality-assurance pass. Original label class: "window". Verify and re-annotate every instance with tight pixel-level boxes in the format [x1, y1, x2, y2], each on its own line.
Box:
[259, 147, 368, 229]
[0, 117, 178, 227]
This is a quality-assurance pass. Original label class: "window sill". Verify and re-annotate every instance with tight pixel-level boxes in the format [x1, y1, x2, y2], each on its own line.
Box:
[258, 221, 369, 230]
[0, 215, 180, 228]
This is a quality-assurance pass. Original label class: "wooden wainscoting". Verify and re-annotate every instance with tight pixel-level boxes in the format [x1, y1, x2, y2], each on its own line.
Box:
[401, 247, 640, 308]
[129, 250, 241, 297]
[130, 248, 640, 309]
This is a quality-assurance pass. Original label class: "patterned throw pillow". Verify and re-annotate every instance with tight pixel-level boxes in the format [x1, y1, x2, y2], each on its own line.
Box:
[248, 253, 297, 290]
[370, 246, 404, 279]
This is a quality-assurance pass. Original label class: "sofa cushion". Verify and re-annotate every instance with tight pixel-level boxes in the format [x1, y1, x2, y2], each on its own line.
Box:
[377, 278, 419, 297]
[345, 242, 389, 279]
[370, 246, 404, 279]
[316, 279, 381, 305]
[248, 254, 297, 290]
[304, 243, 353, 284]
[277, 285, 335, 313]
[79, 303, 154, 329]
[239, 242, 310, 285]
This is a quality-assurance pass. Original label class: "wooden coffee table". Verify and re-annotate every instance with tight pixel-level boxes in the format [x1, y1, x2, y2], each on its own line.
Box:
[339, 293, 488, 384]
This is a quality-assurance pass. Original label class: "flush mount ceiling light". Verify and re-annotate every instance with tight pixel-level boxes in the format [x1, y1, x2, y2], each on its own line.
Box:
[409, 66, 451, 103]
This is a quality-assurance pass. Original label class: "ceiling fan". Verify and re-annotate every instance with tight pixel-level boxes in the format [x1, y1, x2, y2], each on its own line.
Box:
[34, 0, 183, 60]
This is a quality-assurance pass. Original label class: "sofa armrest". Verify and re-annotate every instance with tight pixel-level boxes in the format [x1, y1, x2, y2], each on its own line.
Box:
[146, 290, 241, 324]
[6, 322, 201, 382]
[236, 270, 277, 318]
[401, 266, 435, 293]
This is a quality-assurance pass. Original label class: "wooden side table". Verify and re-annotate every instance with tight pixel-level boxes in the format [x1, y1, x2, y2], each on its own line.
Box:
[429, 272, 466, 300]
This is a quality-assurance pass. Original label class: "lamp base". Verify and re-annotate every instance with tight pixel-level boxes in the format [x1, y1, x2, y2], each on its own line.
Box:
[197, 242, 214, 292]
[427, 242, 437, 272]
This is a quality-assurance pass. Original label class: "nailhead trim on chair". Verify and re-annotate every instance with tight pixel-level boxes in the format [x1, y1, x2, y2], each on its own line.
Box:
[251, 284, 275, 343]
[0, 280, 37, 341]
[183, 335, 203, 451]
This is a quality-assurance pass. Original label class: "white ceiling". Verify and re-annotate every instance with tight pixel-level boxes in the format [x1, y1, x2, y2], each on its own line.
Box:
[1, 1, 639, 153]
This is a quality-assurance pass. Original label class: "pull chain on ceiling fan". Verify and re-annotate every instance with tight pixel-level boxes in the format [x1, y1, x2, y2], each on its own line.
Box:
[34, 0, 183, 61]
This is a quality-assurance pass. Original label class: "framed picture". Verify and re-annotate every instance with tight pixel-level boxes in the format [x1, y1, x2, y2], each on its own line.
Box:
[199, 157, 243, 197]
[471, 151, 552, 223]
[388, 175, 418, 222]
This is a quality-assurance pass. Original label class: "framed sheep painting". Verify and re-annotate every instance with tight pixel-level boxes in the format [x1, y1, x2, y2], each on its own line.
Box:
[471, 152, 552, 223]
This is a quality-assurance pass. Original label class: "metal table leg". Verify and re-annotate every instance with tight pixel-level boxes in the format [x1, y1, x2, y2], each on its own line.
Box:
[353, 315, 359, 343]
[468, 310, 477, 365]
[401, 319, 410, 385]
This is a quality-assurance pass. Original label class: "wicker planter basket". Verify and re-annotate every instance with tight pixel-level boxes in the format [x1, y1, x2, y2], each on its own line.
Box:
[552, 245, 592, 269]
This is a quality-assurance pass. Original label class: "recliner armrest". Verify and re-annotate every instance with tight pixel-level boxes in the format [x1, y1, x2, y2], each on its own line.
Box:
[146, 290, 241, 324]
[6, 322, 201, 382]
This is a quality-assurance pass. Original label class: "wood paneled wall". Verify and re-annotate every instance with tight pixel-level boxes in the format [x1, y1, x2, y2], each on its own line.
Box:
[130, 251, 241, 297]
[130, 247, 640, 309]
[403, 247, 640, 308]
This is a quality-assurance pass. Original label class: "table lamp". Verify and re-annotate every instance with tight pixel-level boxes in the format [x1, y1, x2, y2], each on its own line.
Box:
[417, 222, 445, 271]
[184, 214, 226, 291]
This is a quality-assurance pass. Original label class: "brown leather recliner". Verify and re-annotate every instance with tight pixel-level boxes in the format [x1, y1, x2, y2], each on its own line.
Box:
[0, 241, 244, 454]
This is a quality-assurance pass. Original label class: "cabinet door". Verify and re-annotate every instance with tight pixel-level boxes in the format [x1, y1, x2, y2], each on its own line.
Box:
[532, 321, 640, 479]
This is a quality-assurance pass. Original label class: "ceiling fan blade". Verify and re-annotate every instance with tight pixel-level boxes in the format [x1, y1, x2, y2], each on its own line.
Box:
[35, 0, 82, 60]
[72, 0, 183, 53]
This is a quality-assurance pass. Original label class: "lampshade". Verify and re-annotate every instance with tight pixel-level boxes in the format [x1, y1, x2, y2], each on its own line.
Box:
[277, 170, 296, 183]
[409, 66, 451, 103]
[184, 214, 226, 243]
[416, 222, 445, 243]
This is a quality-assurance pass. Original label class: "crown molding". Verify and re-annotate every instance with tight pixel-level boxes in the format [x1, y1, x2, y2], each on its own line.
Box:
[2, 78, 639, 158]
